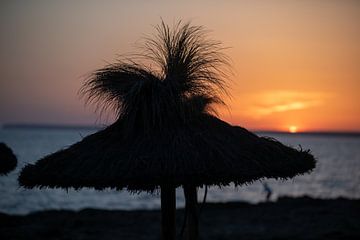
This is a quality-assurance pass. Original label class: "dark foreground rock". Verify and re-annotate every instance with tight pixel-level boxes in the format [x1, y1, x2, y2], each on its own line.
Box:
[0, 197, 359, 240]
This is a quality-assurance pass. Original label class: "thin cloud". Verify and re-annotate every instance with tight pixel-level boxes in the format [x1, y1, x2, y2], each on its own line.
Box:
[247, 90, 331, 118]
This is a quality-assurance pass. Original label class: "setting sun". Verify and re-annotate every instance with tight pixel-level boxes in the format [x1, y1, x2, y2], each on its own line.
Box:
[289, 126, 298, 133]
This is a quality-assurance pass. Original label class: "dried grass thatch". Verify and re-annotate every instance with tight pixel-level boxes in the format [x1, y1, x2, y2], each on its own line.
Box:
[18, 21, 315, 191]
[0, 143, 17, 175]
[19, 115, 315, 191]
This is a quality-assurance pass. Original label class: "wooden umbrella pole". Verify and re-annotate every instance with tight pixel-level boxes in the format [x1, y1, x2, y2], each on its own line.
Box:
[161, 185, 176, 240]
[184, 185, 199, 240]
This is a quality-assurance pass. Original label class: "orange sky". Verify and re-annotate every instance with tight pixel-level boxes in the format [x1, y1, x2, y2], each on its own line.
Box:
[0, 1, 359, 132]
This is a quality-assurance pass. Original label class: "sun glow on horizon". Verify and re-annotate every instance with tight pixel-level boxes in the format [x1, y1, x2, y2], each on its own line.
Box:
[289, 126, 298, 133]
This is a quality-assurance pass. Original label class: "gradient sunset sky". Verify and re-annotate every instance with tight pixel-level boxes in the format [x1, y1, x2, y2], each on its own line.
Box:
[1, 1, 359, 132]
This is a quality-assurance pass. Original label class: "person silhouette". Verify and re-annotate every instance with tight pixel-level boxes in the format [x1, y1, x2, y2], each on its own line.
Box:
[263, 182, 272, 201]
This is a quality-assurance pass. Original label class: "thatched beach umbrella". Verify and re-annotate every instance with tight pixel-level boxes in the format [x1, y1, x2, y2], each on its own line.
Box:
[0, 143, 17, 175]
[19, 21, 316, 240]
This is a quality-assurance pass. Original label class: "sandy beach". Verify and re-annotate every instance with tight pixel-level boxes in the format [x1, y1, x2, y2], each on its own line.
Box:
[1, 196, 359, 240]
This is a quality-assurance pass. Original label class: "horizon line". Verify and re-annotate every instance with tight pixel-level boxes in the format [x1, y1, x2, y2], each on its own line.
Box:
[1, 123, 360, 136]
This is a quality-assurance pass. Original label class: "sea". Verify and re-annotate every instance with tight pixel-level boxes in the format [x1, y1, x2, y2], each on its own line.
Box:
[0, 127, 359, 215]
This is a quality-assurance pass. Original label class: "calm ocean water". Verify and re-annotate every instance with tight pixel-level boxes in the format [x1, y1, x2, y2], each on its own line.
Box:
[0, 127, 359, 214]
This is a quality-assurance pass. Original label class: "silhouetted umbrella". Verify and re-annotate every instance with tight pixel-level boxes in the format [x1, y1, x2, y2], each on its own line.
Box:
[19, 21, 316, 240]
[0, 143, 17, 175]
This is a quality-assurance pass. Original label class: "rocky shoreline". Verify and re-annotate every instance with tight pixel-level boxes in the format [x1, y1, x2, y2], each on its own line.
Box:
[1, 196, 359, 240]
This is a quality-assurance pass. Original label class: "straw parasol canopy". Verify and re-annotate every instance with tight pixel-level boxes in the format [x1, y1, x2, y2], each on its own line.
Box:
[18, 21, 316, 240]
[0, 143, 17, 175]
[18, 116, 314, 191]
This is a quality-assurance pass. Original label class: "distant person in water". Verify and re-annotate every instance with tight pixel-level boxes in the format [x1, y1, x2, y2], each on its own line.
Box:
[263, 182, 272, 201]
